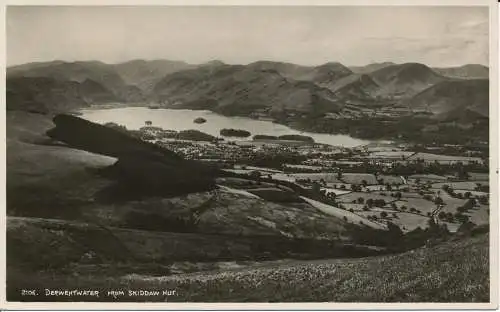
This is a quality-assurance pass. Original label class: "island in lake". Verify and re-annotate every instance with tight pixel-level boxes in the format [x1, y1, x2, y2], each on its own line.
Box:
[220, 128, 252, 138]
[193, 117, 207, 124]
[253, 134, 315, 143]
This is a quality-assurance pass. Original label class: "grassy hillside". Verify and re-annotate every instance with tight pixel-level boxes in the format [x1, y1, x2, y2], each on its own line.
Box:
[113, 59, 195, 93]
[433, 64, 489, 79]
[6, 77, 90, 113]
[8, 231, 489, 302]
[7, 61, 144, 103]
[369, 63, 447, 98]
[153, 63, 344, 115]
[407, 79, 489, 120]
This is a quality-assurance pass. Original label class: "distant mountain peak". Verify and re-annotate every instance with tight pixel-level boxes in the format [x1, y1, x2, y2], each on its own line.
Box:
[432, 64, 489, 79]
[202, 60, 226, 67]
[318, 62, 352, 73]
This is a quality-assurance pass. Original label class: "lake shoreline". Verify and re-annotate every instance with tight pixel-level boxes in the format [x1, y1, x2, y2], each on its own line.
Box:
[79, 105, 383, 148]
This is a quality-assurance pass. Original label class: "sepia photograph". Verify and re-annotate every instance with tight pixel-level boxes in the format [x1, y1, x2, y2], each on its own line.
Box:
[2, 1, 498, 308]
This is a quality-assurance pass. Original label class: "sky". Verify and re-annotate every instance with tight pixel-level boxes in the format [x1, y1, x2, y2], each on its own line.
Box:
[6, 5, 489, 67]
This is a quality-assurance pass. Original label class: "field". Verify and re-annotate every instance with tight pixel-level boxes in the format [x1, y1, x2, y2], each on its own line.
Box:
[326, 182, 352, 190]
[466, 207, 489, 225]
[366, 151, 415, 159]
[389, 212, 432, 232]
[407, 152, 483, 163]
[377, 175, 405, 184]
[321, 187, 351, 196]
[398, 197, 437, 214]
[365, 185, 386, 192]
[336, 192, 396, 204]
[365, 184, 408, 192]
[452, 190, 489, 197]
[408, 174, 448, 182]
[432, 181, 487, 191]
[284, 164, 323, 171]
[341, 203, 366, 211]
[300, 197, 385, 229]
[340, 173, 378, 185]
[468, 172, 489, 181]
[290, 173, 342, 183]
[437, 190, 469, 213]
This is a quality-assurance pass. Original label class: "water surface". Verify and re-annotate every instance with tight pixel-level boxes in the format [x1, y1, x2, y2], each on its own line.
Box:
[80, 107, 370, 147]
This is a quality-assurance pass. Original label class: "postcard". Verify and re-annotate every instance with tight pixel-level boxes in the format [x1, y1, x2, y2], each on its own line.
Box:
[1, 0, 498, 309]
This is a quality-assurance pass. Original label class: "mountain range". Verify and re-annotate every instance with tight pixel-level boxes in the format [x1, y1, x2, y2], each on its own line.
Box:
[7, 59, 490, 121]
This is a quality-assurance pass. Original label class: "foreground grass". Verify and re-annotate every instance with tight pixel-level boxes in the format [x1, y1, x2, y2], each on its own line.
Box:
[8, 233, 489, 302]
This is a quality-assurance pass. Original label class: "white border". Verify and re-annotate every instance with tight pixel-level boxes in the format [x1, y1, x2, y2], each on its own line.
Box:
[0, 0, 498, 310]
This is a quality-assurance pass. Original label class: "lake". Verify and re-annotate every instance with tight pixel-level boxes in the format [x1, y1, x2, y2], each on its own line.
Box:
[79, 107, 371, 147]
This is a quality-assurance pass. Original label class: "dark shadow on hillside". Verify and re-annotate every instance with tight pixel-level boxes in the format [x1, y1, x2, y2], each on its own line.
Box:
[44, 114, 220, 201]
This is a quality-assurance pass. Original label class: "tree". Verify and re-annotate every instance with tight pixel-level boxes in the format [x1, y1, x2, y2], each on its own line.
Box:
[395, 191, 402, 200]
[464, 191, 472, 199]
[380, 211, 388, 218]
[361, 180, 368, 187]
[479, 195, 489, 205]
[311, 181, 322, 197]
[434, 197, 444, 206]
[464, 199, 475, 210]
[357, 197, 365, 204]
[349, 208, 355, 213]
[366, 198, 374, 208]
[145, 120, 153, 126]
[455, 213, 469, 224]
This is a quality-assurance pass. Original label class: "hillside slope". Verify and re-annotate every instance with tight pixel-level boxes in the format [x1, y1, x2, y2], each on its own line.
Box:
[407, 79, 489, 120]
[113, 59, 195, 93]
[7, 61, 145, 102]
[153, 63, 344, 115]
[433, 64, 489, 79]
[6, 77, 92, 113]
[8, 230, 489, 302]
[349, 62, 396, 74]
[369, 63, 447, 98]
[328, 73, 380, 99]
